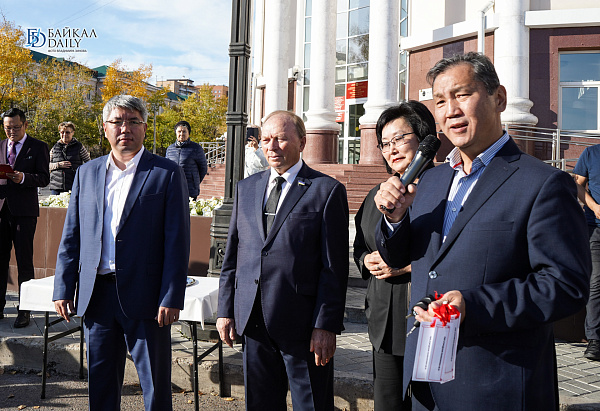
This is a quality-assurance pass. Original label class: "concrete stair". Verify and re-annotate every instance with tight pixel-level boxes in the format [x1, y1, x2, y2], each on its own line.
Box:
[198, 163, 390, 214]
[198, 163, 227, 199]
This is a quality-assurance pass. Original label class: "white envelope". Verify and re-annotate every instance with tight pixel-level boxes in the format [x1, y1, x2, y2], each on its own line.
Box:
[412, 315, 460, 384]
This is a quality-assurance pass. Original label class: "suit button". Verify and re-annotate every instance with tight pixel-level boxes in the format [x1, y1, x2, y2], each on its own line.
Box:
[428, 270, 438, 279]
[254, 279, 259, 284]
[261, 252, 268, 257]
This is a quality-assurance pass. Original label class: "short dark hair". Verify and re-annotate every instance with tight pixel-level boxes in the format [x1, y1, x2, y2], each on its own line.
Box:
[2, 108, 27, 123]
[375, 101, 437, 174]
[426, 52, 500, 95]
[174, 120, 191, 134]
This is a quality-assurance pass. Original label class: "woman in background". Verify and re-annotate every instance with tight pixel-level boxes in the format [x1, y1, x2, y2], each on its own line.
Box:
[48, 121, 90, 194]
[353, 101, 437, 410]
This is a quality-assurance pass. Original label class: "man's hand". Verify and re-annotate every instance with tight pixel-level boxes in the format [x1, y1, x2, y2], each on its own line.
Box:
[310, 328, 336, 366]
[54, 299, 75, 322]
[413, 290, 466, 324]
[217, 317, 237, 348]
[6, 171, 23, 184]
[374, 175, 417, 223]
[156, 307, 180, 327]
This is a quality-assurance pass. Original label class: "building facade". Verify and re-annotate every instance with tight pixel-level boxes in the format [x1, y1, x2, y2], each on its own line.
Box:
[249, 0, 600, 165]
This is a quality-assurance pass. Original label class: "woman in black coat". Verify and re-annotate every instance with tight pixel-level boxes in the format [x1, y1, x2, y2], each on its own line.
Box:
[353, 101, 436, 411]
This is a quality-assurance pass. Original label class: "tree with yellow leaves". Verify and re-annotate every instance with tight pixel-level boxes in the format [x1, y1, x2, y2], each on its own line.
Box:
[101, 58, 153, 104]
[0, 16, 33, 111]
[177, 84, 228, 141]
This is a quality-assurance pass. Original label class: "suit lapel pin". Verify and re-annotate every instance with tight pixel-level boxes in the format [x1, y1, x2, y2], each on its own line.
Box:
[298, 181, 306, 186]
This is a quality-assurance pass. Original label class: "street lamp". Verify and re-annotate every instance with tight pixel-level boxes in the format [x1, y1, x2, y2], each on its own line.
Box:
[207, 0, 252, 277]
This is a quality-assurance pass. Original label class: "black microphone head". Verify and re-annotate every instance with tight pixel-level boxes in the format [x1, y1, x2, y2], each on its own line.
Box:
[417, 134, 441, 160]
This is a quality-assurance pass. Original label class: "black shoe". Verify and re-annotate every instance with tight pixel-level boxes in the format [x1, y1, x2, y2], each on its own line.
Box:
[584, 340, 600, 361]
[13, 310, 30, 328]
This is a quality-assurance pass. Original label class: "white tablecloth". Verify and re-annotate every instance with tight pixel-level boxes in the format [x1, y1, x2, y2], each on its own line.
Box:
[19, 276, 220, 329]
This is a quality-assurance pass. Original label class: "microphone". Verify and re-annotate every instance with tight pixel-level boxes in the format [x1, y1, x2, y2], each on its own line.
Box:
[380, 134, 441, 214]
[400, 134, 441, 187]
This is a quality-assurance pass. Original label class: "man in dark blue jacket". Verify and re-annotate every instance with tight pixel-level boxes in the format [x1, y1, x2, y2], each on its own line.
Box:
[165, 121, 207, 199]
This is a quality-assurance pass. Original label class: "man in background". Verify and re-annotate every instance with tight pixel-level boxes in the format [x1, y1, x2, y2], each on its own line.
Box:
[574, 147, 600, 360]
[165, 120, 207, 199]
[217, 111, 349, 410]
[0, 108, 49, 327]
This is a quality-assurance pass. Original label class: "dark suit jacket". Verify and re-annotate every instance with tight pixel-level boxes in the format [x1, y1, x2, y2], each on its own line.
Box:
[218, 162, 349, 352]
[53, 149, 190, 319]
[0, 135, 50, 216]
[377, 138, 591, 410]
[354, 184, 410, 354]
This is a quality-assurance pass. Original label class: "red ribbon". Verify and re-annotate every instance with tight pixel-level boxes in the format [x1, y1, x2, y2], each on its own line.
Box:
[429, 292, 460, 326]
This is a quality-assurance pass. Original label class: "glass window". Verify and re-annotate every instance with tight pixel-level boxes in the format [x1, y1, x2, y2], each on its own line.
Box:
[348, 34, 368, 64]
[336, 66, 347, 83]
[399, 51, 407, 72]
[303, 87, 310, 112]
[348, 7, 369, 36]
[304, 69, 310, 86]
[337, 13, 348, 39]
[560, 53, 600, 82]
[304, 43, 311, 68]
[336, 39, 347, 65]
[350, 0, 369, 8]
[349, 104, 365, 137]
[335, 84, 346, 97]
[348, 63, 368, 82]
[561, 87, 598, 130]
[305, 17, 311, 42]
[305, 0, 312, 16]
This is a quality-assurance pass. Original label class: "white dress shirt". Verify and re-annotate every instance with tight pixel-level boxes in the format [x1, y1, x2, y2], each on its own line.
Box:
[263, 158, 303, 212]
[98, 148, 145, 274]
[7, 134, 27, 184]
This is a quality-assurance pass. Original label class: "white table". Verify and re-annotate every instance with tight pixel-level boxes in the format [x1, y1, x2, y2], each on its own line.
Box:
[20, 275, 222, 405]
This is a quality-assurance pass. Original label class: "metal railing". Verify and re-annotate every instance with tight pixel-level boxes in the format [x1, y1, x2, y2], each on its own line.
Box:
[200, 142, 226, 165]
[504, 124, 600, 172]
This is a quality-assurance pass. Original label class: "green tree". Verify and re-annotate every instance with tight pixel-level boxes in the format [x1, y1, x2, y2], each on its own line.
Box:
[178, 84, 228, 141]
[0, 17, 33, 111]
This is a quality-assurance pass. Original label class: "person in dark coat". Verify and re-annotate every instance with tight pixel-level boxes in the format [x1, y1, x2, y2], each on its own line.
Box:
[165, 121, 207, 199]
[353, 101, 436, 411]
[48, 121, 91, 194]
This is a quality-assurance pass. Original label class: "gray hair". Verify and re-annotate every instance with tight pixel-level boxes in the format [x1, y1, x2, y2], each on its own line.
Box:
[102, 95, 148, 123]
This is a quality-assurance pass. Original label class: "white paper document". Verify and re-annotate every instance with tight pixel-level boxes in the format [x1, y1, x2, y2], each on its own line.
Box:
[412, 315, 460, 384]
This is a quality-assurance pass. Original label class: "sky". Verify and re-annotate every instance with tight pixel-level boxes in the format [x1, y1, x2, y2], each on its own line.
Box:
[1, 0, 232, 86]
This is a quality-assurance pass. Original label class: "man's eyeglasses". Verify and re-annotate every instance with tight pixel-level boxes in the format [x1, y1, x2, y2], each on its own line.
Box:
[3, 125, 23, 132]
[378, 132, 415, 152]
[105, 119, 145, 127]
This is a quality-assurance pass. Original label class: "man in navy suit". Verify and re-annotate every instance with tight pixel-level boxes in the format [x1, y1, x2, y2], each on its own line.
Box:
[0, 108, 49, 327]
[53, 95, 190, 411]
[217, 111, 349, 410]
[375, 52, 591, 410]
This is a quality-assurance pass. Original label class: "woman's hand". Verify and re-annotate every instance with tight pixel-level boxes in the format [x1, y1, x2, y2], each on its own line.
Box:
[364, 251, 410, 279]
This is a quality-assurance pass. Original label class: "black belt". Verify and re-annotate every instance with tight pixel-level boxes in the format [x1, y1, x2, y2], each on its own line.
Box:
[97, 273, 116, 282]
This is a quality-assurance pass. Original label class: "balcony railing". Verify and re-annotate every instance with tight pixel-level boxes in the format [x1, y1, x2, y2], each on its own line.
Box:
[200, 142, 226, 165]
[504, 124, 600, 172]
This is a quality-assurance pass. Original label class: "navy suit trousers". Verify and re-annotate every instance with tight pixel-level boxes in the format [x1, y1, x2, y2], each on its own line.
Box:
[243, 300, 334, 411]
[83, 276, 172, 411]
